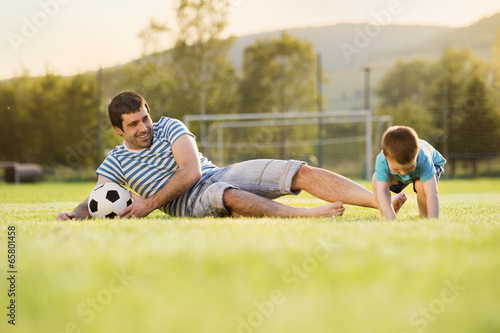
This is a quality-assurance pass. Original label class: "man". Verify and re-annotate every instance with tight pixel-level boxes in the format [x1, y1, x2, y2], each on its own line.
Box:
[57, 91, 405, 220]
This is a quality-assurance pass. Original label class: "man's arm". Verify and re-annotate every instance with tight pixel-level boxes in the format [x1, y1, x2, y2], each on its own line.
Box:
[376, 181, 397, 219]
[56, 175, 113, 220]
[423, 176, 439, 218]
[118, 134, 202, 218]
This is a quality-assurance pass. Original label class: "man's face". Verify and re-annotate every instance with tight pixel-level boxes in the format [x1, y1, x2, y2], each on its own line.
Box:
[115, 106, 153, 150]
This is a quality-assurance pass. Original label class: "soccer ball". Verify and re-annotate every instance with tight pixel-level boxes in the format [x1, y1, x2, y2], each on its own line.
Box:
[88, 183, 132, 219]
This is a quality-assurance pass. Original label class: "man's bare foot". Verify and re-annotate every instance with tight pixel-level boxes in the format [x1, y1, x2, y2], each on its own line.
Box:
[307, 201, 345, 217]
[391, 193, 407, 213]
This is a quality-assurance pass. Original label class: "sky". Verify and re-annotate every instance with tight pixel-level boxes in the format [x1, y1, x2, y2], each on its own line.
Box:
[2, 0, 500, 80]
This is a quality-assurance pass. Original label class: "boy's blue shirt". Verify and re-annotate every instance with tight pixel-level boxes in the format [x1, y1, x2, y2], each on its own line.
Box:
[375, 139, 446, 184]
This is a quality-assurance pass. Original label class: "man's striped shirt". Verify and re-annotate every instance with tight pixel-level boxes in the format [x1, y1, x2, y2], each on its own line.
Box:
[96, 117, 220, 216]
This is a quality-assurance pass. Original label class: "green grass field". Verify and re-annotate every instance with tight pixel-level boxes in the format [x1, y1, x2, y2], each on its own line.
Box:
[1, 179, 500, 333]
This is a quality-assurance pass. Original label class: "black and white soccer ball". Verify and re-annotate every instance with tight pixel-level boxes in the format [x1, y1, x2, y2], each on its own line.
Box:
[88, 183, 132, 218]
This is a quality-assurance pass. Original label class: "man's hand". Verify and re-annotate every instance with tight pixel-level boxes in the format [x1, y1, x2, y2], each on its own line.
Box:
[118, 192, 154, 218]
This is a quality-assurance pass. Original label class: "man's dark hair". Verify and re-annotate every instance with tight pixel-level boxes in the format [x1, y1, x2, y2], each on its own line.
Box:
[108, 91, 150, 130]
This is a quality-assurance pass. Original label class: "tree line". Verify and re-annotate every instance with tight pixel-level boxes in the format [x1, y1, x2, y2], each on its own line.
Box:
[376, 46, 500, 175]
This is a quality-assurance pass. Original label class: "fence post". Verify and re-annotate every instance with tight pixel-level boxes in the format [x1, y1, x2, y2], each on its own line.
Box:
[365, 110, 373, 180]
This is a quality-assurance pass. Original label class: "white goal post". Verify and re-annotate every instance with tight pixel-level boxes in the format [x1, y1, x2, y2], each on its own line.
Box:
[184, 110, 392, 179]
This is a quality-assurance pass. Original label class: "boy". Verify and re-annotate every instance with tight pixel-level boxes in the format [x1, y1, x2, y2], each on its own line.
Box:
[372, 126, 446, 219]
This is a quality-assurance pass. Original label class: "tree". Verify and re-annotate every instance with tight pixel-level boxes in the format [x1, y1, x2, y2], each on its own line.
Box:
[425, 48, 498, 158]
[15, 73, 63, 164]
[492, 30, 500, 108]
[59, 74, 98, 168]
[170, 0, 238, 152]
[0, 77, 23, 162]
[240, 32, 317, 114]
[0, 72, 99, 171]
[138, 18, 169, 56]
[238, 32, 318, 159]
[132, 0, 239, 117]
[133, 18, 173, 121]
[375, 59, 434, 139]
[455, 75, 499, 154]
[168, 37, 238, 118]
[377, 48, 500, 176]
[133, 0, 239, 158]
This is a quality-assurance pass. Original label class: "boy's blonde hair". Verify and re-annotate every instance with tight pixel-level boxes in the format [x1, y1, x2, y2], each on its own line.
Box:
[382, 126, 420, 164]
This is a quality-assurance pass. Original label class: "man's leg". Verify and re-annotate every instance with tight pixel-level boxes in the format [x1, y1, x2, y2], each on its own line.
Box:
[223, 188, 345, 218]
[292, 165, 406, 211]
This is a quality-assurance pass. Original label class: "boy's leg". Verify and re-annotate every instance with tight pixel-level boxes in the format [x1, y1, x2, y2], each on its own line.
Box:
[414, 180, 428, 218]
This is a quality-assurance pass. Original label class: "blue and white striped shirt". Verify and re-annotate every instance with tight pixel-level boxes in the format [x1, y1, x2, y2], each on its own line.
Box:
[96, 117, 220, 216]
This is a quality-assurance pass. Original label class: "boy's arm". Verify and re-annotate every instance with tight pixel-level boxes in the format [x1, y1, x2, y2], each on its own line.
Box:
[376, 180, 397, 219]
[56, 175, 113, 220]
[423, 176, 439, 218]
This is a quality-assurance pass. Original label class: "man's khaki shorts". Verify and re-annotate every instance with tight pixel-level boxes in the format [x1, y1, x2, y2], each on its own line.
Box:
[190, 159, 305, 217]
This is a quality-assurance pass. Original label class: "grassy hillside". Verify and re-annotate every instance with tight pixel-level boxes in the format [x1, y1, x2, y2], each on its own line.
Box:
[404, 12, 500, 61]
[227, 12, 500, 110]
[229, 23, 451, 71]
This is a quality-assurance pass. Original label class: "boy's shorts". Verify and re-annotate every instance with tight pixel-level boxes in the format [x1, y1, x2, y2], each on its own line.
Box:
[389, 165, 443, 194]
[190, 159, 305, 217]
